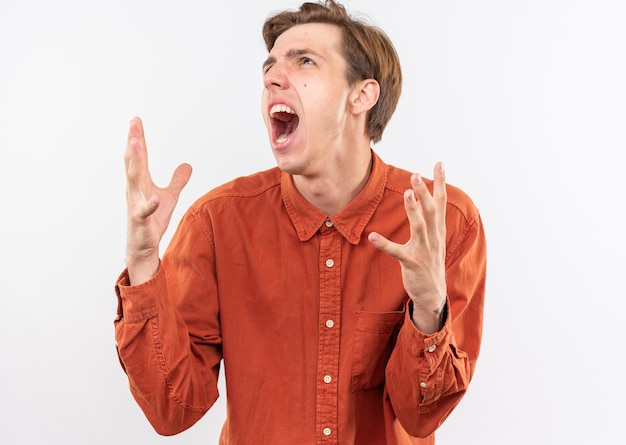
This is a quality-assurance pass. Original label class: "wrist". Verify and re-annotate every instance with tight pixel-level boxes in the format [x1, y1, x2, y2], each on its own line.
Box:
[410, 297, 447, 334]
[126, 254, 160, 285]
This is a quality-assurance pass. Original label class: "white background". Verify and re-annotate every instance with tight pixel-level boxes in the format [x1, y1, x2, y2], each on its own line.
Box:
[1, 0, 624, 444]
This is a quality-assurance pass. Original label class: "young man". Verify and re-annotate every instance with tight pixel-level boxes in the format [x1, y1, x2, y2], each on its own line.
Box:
[115, 1, 486, 444]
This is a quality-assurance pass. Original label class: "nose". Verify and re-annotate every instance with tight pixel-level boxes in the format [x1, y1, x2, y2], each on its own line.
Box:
[263, 63, 288, 90]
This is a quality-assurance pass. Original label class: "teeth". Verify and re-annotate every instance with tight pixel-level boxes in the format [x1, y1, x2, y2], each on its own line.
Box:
[276, 134, 288, 143]
[270, 104, 295, 118]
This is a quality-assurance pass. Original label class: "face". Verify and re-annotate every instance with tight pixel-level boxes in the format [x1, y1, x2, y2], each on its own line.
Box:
[261, 23, 357, 176]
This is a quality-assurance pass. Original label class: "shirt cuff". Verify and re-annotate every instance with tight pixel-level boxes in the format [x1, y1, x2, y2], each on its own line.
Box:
[114, 266, 168, 323]
[400, 300, 451, 363]
[403, 300, 455, 406]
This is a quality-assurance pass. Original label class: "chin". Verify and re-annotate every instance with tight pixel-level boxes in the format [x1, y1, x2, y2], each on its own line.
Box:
[271, 143, 307, 175]
[272, 155, 306, 176]
[274, 159, 302, 175]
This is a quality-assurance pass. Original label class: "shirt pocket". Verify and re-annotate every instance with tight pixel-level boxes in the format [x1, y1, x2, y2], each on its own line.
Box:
[351, 310, 404, 391]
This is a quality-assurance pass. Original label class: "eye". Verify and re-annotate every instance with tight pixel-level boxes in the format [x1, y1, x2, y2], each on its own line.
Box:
[300, 57, 315, 66]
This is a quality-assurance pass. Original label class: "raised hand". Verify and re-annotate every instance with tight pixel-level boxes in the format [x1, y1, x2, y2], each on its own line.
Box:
[124, 117, 192, 285]
[368, 163, 447, 334]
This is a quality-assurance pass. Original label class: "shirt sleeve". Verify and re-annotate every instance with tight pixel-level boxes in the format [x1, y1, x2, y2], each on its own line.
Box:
[385, 203, 487, 438]
[114, 207, 222, 436]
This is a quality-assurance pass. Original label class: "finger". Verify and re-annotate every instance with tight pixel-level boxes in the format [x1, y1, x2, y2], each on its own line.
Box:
[411, 165, 446, 231]
[135, 194, 160, 220]
[125, 137, 157, 210]
[403, 186, 428, 245]
[126, 137, 148, 185]
[124, 116, 145, 172]
[368, 231, 408, 262]
[126, 117, 149, 173]
[169, 163, 193, 195]
[432, 162, 447, 210]
[408, 172, 440, 234]
[411, 173, 434, 210]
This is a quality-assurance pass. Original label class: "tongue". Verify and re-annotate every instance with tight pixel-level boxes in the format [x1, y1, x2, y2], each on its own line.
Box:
[275, 113, 299, 141]
[274, 112, 294, 123]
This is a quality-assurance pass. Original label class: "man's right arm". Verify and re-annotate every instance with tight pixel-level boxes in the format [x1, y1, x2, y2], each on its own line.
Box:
[116, 117, 223, 434]
[115, 206, 223, 435]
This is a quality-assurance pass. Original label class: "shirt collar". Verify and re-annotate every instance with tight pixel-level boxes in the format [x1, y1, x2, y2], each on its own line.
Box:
[281, 150, 387, 245]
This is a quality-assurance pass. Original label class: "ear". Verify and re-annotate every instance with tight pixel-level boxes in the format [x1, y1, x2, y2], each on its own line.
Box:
[350, 79, 380, 115]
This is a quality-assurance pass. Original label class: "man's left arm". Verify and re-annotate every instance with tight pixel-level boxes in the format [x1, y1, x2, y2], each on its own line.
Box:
[369, 163, 487, 438]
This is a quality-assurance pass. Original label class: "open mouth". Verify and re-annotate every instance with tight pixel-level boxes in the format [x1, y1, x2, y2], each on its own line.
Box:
[270, 104, 299, 144]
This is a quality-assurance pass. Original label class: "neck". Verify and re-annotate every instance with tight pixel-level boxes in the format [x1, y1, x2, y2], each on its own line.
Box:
[293, 149, 373, 216]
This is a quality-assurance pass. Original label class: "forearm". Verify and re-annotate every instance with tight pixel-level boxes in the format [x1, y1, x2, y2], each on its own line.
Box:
[385, 309, 471, 438]
[114, 269, 220, 435]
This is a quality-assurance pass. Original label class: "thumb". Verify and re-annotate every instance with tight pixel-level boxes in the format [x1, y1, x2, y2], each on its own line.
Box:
[368, 231, 403, 261]
[169, 163, 193, 194]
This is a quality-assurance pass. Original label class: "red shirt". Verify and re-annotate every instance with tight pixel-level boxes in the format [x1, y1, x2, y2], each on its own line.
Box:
[114, 151, 486, 444]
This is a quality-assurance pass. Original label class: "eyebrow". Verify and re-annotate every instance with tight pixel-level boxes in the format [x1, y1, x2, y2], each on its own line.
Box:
[262, 48, 321, 72]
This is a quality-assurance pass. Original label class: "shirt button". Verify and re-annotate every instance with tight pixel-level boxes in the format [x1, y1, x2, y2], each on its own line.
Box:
[323, 375, 332, 384]
[427, 345, 437, 353]
[323, 428, 332, 436]
[420, 382, 427, 388]
[325, 220, 333, 227]
[325, 259, 334, 268]
[325, 320, 335, 328]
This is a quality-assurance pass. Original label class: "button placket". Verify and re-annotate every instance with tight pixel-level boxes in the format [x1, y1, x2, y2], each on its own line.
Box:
[316, 225, 341, 443]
